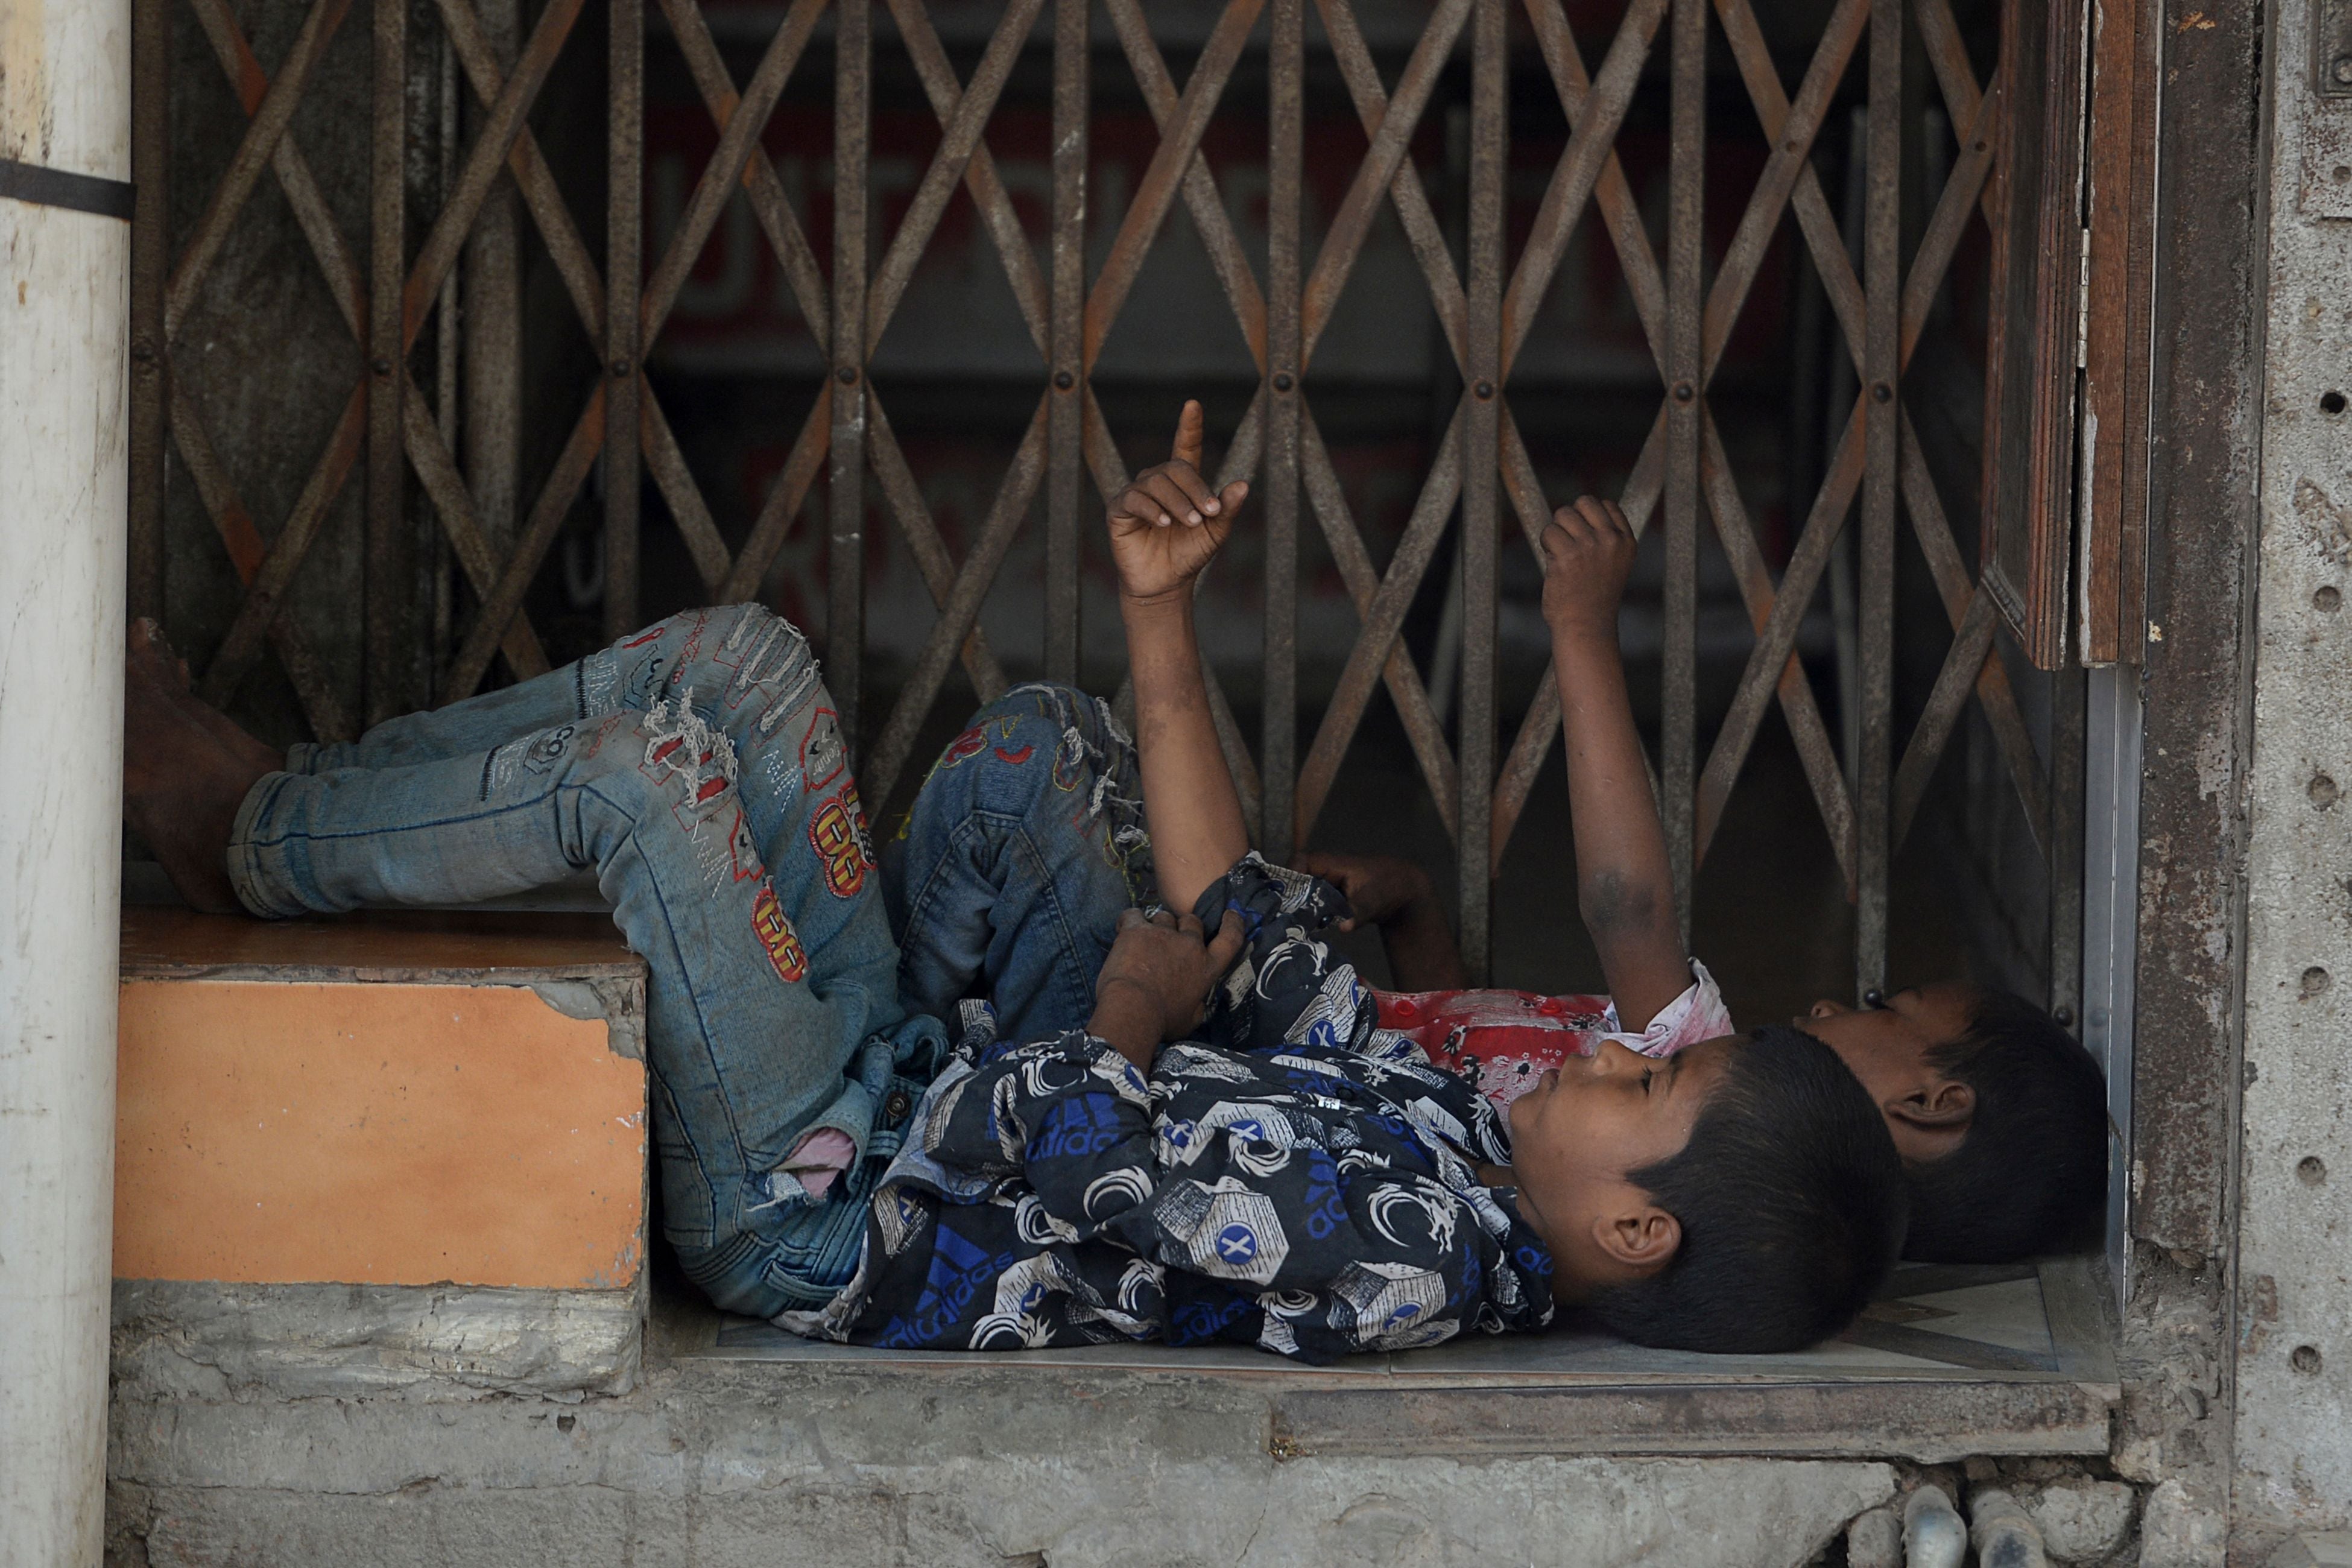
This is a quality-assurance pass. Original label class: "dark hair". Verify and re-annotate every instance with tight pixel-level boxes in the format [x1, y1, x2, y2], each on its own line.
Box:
[1902, 988, 2108, 1262]
[1585, 1026, 1907, 1353]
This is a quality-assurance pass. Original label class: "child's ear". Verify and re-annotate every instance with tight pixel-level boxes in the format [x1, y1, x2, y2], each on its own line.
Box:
[1592, 1204, 1681, 1273]
[1886, 1080, 1975, 1130]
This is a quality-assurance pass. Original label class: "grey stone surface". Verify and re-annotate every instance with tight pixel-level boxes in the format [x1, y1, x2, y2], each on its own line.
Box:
[2267, 1532, 2352, 1568]
[106, 1351, 1898, 1567]
[2238, 0, 2352, 1543]
[1847, 1505, 1903, 1568]
[2137, 1479, 2227, 1568]
[111, 1277, 643, 1402]
[2017, 1479, 2137, 1563]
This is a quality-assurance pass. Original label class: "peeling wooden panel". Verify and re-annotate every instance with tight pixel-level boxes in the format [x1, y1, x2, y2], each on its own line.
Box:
[2076, 0, 2160, 665]
[115, 977, 646, 1289]
[1981, 0, 2091, 669]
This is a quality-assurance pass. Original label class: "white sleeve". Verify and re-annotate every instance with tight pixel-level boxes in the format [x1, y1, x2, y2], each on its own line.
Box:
[1597, 958, 1733, 1058]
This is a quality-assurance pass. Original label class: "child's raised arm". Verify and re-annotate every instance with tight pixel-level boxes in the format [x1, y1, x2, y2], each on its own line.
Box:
[1540, 496, 1691, 1029]
[1107, 401, 1251, 914]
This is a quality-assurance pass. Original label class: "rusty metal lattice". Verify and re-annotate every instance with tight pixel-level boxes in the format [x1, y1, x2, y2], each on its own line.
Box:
[130, 0, 2071, 996]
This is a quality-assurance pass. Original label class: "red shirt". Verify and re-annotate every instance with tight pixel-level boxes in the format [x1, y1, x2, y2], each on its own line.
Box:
[1372, 961, 1732, 1111]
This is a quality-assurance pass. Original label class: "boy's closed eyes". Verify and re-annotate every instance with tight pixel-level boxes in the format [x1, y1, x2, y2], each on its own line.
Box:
[1491, 1037, 1737, 1294]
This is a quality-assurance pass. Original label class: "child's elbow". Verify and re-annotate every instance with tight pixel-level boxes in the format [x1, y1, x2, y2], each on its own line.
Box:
[1578, 870, 1659, 940]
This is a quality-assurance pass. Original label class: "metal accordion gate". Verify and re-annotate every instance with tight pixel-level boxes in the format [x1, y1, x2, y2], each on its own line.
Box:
[128, 0, 2079, 999]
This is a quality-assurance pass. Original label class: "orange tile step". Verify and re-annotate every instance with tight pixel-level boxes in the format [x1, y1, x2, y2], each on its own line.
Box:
[116, 906, 649, 1292]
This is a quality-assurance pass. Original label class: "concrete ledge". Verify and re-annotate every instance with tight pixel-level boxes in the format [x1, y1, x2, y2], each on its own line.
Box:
[107, 1350, 1903, 1567]
[1271, 1378, 2115, 1462]
[112, 1277, 646, 1402]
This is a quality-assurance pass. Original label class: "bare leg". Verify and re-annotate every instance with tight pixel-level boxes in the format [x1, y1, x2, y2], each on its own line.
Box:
[129, 618, 282, 779]
[122, 622, 276, 913]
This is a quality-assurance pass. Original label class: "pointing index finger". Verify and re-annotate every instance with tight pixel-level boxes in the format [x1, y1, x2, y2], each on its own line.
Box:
[1171, 399, 1205, 471]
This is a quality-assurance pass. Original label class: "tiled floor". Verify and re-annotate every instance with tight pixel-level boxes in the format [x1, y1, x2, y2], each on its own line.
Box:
[692, 1256, 2115, 1385]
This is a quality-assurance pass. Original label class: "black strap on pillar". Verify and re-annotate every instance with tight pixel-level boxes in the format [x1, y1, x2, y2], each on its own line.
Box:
[0, 157, 136, 221]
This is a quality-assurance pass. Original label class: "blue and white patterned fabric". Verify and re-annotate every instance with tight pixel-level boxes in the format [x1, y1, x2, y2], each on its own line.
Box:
[780, 855, 1557, 1363]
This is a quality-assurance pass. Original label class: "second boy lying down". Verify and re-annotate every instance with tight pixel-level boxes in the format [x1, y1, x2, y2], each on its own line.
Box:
[1295, 498, 2107, 1269]
[124, 403, 1905, 1361]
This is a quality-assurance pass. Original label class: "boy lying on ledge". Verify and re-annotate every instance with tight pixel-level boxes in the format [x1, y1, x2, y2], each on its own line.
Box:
[1291, 499, 2107, 1266]
[125, 403, 1901, 1361]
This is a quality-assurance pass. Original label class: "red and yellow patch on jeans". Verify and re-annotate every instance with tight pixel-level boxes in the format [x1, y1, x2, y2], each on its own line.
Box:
[751, 884, 808, 983]
[809, 786, 876, 898]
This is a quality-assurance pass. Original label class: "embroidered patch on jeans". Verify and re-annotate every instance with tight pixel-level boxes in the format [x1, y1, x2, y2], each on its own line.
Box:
[751, 884, 808, 983]
[577, 654, 622, 718]
[688, 805, 763, 890]
[801, 706, 846, 793]
[522, 724, 575, 775]
[809, 788, 874, 897]
[932, 724, 987, 776]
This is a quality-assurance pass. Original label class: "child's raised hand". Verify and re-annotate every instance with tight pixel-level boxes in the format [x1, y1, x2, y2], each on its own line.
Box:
[1290, 850, 1432, 931]
[1538, 495, 1639, 646]
[1107, 400, 1249, 605]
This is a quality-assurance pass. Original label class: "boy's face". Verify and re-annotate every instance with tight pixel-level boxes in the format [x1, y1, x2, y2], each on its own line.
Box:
[1504, 1036, 1736, 1296]
[1796, 982, 1979, 1164]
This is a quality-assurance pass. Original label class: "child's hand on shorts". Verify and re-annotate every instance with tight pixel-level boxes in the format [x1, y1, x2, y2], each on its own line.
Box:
[1107, 400, 1250, 607]
[1089, 906, 1247, 1068]
[1538, 495, 1639, 646]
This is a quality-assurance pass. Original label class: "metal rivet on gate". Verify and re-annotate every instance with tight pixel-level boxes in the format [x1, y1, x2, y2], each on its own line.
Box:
[2316, 586, 2343, 612]
[2298, 1155, 2327, 1186]
[2293, 1344, 2324, 1374]
[1274, 371, 1295, 392]
[2310, 773, 2339, 809]
[371, 356, 392, 377]
[1054, 370, 1075, 390]
[2052, 1005, 2075, 1030]
[610, 357, 631, 378]
[1473, 380, 1494, 400]
[2334, 54, 2352, 85]
[2336, 166, 2352, 185]
[2300, 965, 2332, 998]
[1672, 381, 1694, 403]
[836, 365, 858, 384]
[1871, 382, 1893, 403]
[2323, 390, 2348, 415]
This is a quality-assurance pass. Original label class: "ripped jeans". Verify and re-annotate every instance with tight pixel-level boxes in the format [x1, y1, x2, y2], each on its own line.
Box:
[226, 605, 1148, 1317]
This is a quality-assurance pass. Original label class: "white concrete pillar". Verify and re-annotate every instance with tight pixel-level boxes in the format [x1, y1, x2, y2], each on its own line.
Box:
[1, 1, 132, 1562]
[2235, 0, 2352, 1539]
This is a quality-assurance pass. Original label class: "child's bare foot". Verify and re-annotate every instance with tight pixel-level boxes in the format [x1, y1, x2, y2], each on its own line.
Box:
[123, 625, 276, 914]
[129, 618, 283, 779]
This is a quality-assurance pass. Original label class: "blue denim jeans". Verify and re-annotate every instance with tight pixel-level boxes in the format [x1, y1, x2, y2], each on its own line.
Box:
[226, 606, 1144, 1318]
[882, 680, 1152, 1046]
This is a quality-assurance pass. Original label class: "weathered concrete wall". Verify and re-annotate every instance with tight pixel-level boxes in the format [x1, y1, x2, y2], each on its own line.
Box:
[106, 1354, 1899, 1567]
[2110, 0, 2271, 1561]
[2232, 0, 2352, 1545]
[112, 1278, 643, 1402]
